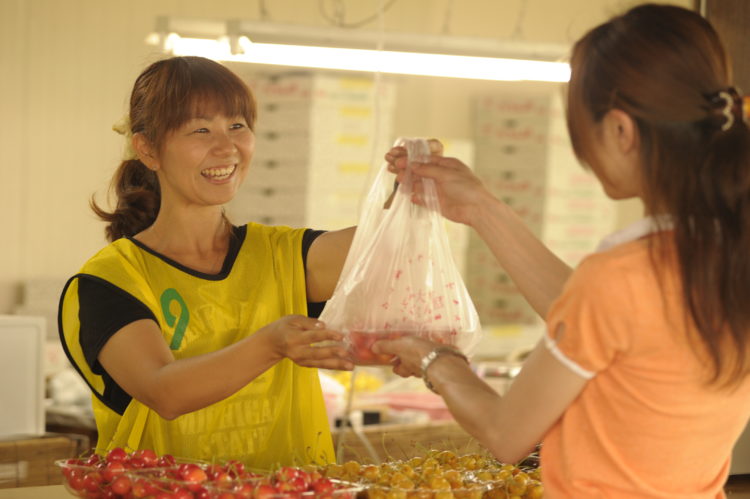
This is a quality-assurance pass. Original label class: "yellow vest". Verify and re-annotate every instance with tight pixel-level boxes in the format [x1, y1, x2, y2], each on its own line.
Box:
[58, 223, 334, 468]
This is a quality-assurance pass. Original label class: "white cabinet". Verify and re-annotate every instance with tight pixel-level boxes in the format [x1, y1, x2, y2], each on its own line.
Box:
[0, 315, 45, 438]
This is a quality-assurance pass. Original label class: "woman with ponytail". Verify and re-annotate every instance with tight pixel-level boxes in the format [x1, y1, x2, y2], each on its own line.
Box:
[379, 4, 750, 497]
[59, 56, 356, 467]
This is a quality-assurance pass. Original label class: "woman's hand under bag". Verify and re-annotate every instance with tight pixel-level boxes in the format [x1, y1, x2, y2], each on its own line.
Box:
[262, 315, 354, 371]
[372, 335, 437, 378]
[384, 144, 494, 228]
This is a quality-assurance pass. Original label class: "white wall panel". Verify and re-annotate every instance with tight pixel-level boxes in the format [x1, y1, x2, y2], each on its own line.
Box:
[0, 0, 690, 314]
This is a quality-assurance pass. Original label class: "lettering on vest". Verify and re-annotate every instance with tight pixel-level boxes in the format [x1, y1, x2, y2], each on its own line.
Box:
[197, 426, 271, 460]
[160, 288, 189, 350]
[186, 397, 276, 461]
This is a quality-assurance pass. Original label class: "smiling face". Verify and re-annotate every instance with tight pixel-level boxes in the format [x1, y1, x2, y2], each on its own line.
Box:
[148, 103, 255, 209]
[127, 57, 258, 215]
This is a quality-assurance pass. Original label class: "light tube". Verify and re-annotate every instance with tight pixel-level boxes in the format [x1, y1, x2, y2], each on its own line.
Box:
[167, 35, 570, 83]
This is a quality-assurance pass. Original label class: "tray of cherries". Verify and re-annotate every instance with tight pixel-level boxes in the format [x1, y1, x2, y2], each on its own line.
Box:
[56, 447, 362, 499]
[318, 450, 544, 499]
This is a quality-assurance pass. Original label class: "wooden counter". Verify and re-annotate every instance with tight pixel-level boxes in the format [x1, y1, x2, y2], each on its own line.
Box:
[5, 479, 750, 498]
[0, 485, 68, 498]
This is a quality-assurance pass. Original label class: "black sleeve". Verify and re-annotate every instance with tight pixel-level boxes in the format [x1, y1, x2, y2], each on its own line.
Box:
[302, 229, 328, 319]
[77, 276, 157, 374]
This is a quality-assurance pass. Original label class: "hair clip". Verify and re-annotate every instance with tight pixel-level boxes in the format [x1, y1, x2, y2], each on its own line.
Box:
[716, 91, 735, 132]
[112, 114, 137, 161]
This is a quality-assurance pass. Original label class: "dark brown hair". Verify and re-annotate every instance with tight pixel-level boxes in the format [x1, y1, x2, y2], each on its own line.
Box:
[567, 4, 750, 385]
[92, 56, 257, 241]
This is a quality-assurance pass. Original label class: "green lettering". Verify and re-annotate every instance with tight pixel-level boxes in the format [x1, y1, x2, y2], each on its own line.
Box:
[160, 288, 189, 350]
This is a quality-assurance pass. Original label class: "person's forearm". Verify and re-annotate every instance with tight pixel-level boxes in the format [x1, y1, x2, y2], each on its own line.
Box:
[470, 193, 572, 318]
[427, 356, 539, 464]
[146, 332, 279, 419]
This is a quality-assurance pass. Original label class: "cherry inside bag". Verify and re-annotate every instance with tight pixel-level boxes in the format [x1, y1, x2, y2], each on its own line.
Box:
[319, 137, 482, 365]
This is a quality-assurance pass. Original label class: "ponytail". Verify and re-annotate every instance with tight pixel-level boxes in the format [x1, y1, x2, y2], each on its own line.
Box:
[91, 159, 160, 242]
[675, 101, 750, 384]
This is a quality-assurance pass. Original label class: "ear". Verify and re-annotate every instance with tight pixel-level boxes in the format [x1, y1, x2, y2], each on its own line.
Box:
[132, 133, 159, 171]
[603, 109, 638, 155]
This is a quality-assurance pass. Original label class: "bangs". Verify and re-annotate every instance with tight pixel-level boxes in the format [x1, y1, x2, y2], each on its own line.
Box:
[168, 61, 256, 131]
[185, 86, 256, 127]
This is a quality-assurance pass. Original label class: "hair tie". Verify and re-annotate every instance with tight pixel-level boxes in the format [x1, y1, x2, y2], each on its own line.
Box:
[112, 114, 138, 161]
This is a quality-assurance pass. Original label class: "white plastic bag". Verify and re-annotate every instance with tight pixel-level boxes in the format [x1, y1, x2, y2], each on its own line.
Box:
[320, 138, 482, 364]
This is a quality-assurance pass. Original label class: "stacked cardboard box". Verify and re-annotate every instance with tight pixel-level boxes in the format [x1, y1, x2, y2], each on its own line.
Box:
[227, 72, 396, 230]
[467, 93, 616, 326]
[0, 433, 88, 488]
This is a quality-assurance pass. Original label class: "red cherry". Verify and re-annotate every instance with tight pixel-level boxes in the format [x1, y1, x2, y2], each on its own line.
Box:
[275, 466, 301, 483]
[82, 471, 103, 492]
[134, 456, 152, 469]
[157, 454, 177, 467]
[233, 482, 255, 498]
[224, 459, 246, 477]
[66, 469, 86, 491]
[214, 471, 234, 485]
[133, 448, 159, 467]
[101, 461, 126, 482]
[289, 475, 310, 492]
[172, 487, 193, 499]
[255, 483, 278, 499]
[205, 464, 223, 480]
[110, 475, 132, 496]
[105, 447, 128, 464]
[194, 488, 211, 499]
[130, 478, 150, 498]
[180, 464, 208, 488]
[312, 478, 335, 495]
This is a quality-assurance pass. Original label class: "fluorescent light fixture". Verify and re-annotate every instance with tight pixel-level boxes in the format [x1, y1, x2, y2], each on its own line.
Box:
[151, 18, 571, 83]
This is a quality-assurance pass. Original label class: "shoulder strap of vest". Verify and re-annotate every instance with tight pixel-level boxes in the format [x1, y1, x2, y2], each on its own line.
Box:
[58, 240, 161, 400]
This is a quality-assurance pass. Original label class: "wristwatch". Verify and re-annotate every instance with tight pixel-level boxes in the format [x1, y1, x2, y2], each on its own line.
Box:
[419, 346, 469, 394]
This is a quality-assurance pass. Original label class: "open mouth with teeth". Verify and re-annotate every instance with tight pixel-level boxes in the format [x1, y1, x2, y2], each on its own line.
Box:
[201, 164, 236, 181]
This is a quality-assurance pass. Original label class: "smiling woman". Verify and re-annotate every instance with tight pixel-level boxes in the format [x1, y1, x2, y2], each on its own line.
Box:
[57, 56, 358, 468]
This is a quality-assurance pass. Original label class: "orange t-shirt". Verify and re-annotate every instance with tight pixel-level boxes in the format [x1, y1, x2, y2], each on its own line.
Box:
[541, 233, 750, 498]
